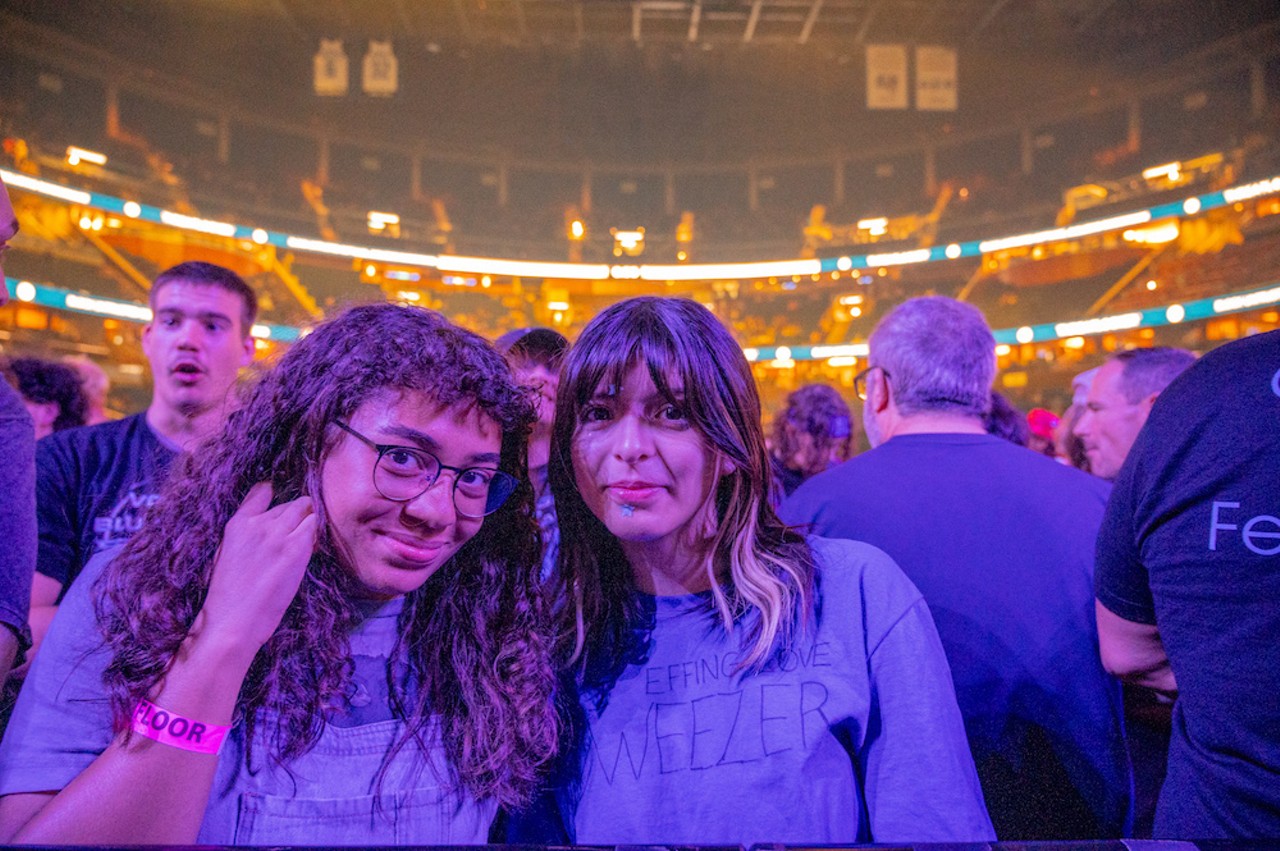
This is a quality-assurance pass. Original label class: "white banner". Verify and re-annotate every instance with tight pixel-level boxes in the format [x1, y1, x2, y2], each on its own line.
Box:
[916, 45, 957, 111]
[866, 44, 908, 110]
[313, 39, 348, 97]
[362, 40, 398, 97]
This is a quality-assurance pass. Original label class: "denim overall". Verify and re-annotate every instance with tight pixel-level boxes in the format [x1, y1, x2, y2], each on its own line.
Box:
[196, 598, 495, 845]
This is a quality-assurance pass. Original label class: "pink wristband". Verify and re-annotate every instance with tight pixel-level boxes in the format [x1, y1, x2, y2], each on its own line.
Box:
[130, 699, 230, 755]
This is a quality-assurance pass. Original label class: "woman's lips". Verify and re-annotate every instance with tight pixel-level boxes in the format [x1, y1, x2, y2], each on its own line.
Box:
[380, 531, 446, 566]
[607, 483, 661, 503]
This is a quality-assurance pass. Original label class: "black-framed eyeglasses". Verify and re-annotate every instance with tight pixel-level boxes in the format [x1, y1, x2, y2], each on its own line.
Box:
[854, 366, 890, 401]
[335, 421, 518, 518]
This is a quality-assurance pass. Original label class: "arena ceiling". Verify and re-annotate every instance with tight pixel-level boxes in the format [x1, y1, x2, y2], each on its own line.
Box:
[4, 1, 1280, 162]
[9, 1, 1280, 76]
[271, 0, 1280, 56]
[165, 0, 1203, 50]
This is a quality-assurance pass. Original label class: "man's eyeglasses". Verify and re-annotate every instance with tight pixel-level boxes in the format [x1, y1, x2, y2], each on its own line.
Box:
[335, 421, 518, 518]
[854, 366, 889, 401]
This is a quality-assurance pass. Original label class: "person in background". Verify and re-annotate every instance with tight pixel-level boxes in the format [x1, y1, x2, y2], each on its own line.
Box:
[1075, 347, 1195, 481]
[10, 358, 88, 440]
[1072, 348, 1193, 835]
[495, 327, 570, 579]
[1057, 367, 1098, 473]
[62, 356, 112, 425]
[0, 173, 35, 686]
[1026, 408, 1060, 458]
[28, 262, 257, 659]
[981, 391, 1028, 447]
[0, 304, 559, 845]
[769, 383, 853, 497]
[546, 296, 992, 845]
[783, 297, 1131, 839]
[1095, 329, 1280, 838]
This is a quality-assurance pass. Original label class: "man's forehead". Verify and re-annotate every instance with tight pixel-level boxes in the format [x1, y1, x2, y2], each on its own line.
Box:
[152, 281, 240, 312]
[1089, 361, 1128, 400]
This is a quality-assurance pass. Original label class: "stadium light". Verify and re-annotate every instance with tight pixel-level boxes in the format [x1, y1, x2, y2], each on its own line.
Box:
[612, 228, 645, 257]
[857, 217, 888, 236]
[66, 146, 107, 167]
[367, 211, 401, 236]
[1141, 162, 1181, 182]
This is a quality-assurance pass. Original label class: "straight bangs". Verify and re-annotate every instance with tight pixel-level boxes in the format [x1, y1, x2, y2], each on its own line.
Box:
[561, 299, 752, 475]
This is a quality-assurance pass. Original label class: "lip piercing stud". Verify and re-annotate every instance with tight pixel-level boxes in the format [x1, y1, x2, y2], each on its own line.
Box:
[620, 504, 635, 517]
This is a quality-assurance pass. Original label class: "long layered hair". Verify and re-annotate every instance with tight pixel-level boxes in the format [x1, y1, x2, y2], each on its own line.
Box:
[548, 297, 815, 684]
[98, 304, 558, 806]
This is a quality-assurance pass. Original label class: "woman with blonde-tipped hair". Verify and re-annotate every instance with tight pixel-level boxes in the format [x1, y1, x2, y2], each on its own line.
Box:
[545, 296, 993, 846]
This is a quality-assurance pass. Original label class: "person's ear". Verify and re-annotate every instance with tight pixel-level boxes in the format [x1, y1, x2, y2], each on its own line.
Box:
[715, 453, 736, 479]
[239, 331, 256, 367]
[869, 369, 892, 413]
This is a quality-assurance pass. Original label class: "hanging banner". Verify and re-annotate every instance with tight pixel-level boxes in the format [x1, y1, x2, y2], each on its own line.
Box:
[363, 40, 398, 97]
[314, 39, 349, 97]
[866, 44, 908, 110]
[916, 45, 957, 111]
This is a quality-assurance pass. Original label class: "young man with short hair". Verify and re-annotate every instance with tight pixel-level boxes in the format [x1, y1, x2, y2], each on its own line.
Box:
[28, 262, 257, 656]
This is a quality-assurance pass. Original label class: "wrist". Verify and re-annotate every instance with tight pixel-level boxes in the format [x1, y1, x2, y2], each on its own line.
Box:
[176, 611, 261, 680]
[129, 622, 258, 736]
[132, 698, 231, 754]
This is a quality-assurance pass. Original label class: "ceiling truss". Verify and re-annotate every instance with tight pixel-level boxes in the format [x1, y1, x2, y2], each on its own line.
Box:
[265, 0, 1149, 52]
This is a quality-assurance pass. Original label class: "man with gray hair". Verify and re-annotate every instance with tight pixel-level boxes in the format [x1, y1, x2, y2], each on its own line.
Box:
[783, 296, 1132, 839]
[1075, 347, 1196, 480]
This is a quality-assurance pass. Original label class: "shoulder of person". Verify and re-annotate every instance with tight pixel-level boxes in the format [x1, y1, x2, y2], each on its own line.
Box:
[807, 535, 923, 605]
[805, 535, 933, 652]
[38, 413, 142, 457]
[1012, 440, 1111, 502]
[780, 452, 868, 518]
[968, 433, 1112, 510]
[0, 376, 28, 420]
[1153, 330, 1278, 420]
[59, 545, 125, 615]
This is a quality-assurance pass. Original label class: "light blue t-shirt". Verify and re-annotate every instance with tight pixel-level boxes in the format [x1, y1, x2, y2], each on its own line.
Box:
[562, 536, 994, 845]
[0, 549, 494, 845]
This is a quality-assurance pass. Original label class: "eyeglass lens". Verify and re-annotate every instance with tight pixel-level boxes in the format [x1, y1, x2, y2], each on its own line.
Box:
[373, 446, 515, 517]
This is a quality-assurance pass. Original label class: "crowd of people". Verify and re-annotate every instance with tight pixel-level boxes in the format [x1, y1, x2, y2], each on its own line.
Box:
[0, 171, 1277, 845]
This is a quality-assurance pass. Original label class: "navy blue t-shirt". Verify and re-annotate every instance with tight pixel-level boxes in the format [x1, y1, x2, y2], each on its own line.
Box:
[35, 413, 178, 598]
[783, 432, 1131, 840]
[1095, 330, 1280, 839]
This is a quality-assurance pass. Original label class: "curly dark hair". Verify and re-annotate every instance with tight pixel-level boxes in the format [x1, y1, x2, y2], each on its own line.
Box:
[770, 383, 853, 478]
[96, 303, 559, 806]
[11, 356, 88, 432]
[982, 391, 1029, 447]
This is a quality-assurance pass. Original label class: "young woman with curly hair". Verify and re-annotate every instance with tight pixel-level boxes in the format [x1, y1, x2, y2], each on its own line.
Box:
[544, 297, 993, 845]
[769, 382, 854, 497]
[0, 304, 559, 845]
